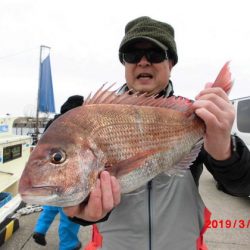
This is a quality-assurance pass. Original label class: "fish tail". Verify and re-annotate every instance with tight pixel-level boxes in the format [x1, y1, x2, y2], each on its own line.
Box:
[212, 61, 233, 95]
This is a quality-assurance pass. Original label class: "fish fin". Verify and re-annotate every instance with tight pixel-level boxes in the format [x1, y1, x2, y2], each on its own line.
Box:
[105, 149, 163, 178]
[85, 82, 117, 105]
[85, 83, 194, 116]
[212, 61, 233, 95]
[165, 139, 203, 176]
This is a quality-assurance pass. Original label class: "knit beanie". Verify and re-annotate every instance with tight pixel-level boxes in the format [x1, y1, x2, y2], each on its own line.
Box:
[119, 16, 178, 65]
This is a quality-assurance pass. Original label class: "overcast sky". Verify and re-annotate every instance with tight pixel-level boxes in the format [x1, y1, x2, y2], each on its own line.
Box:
[0, 0, 250, 116]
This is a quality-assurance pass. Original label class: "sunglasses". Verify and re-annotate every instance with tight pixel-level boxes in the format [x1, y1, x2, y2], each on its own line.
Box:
[122, 49, 168, 64]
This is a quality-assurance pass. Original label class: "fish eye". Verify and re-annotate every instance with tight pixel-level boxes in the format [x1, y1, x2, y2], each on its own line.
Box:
[51, 150, 66, 164]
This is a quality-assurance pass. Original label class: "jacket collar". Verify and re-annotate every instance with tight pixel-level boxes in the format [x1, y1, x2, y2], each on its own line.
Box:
[117, 80, 174, 98]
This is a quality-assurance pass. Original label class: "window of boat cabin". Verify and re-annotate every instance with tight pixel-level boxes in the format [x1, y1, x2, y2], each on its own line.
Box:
[3, 144, 22, 163]
[237, 99, 250, 133]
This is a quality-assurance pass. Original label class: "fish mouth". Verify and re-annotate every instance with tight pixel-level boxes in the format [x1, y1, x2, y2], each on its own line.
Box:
[20, 185, 60, 197]
[21, 194, 59, 206]
[20, 186, 86, 207]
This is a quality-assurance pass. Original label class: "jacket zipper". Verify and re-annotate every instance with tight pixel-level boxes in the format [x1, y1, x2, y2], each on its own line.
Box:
[147, 180, 152, 250]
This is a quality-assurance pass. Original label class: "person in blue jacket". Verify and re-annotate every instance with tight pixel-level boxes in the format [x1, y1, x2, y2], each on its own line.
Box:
[33, 206, 81, 250]
[33, 95, 84, 250]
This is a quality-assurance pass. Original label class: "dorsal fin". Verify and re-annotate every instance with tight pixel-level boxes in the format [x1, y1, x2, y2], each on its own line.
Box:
[85, 82, 117, 104]
[84, 83, 193, 115]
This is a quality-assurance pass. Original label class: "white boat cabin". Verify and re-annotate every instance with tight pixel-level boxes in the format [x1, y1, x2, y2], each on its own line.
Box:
[0, 117, 32, 205]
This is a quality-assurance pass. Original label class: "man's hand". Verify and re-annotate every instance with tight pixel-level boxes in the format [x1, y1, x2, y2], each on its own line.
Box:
[63, 171, 121, 221]
[193, 84, 235, 160]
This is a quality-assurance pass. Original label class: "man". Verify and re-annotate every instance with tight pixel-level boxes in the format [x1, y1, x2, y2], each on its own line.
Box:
[64, 17, 250, 250]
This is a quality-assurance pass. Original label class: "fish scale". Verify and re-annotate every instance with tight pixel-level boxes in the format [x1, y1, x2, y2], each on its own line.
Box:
[91, 106, 196, 162]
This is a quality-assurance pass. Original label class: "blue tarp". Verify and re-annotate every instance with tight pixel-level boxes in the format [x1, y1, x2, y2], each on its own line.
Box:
[0, 192, 12, 208]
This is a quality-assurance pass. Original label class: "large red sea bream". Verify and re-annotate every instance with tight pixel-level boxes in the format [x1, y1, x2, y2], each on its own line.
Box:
[19, 62, 232, 207]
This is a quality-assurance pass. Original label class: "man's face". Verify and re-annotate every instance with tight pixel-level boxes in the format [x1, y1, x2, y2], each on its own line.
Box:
[124, 41, 173, 96]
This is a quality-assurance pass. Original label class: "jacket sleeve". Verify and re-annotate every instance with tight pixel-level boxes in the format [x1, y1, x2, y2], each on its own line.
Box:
[203, 135, 250, 197]
[68, 212, 111, 226]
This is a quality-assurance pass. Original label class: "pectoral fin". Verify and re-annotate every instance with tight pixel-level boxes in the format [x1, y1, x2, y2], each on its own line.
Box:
[165, 139, 203, 176]
[105, 149, 163, 178]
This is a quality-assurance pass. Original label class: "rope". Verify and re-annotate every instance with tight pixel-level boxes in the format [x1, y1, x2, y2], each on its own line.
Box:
[11, 204, 43, 219]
